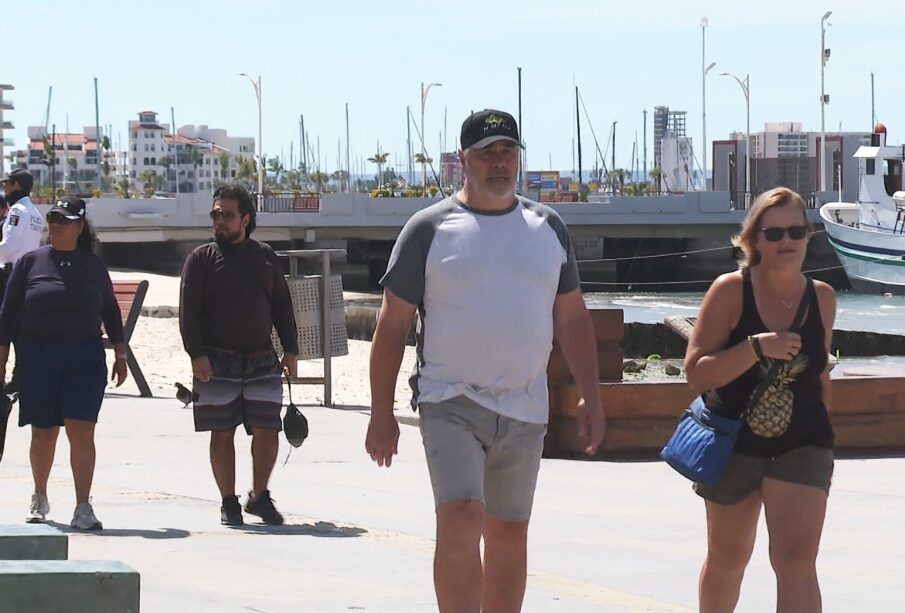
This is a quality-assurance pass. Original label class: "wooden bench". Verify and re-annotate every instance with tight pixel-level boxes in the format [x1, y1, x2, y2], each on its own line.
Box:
[103, 280, 151, 398]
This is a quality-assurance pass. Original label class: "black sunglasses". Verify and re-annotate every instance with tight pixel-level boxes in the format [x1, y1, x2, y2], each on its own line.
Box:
[209, 209, 237, 221]
[761, 225, 808, 242]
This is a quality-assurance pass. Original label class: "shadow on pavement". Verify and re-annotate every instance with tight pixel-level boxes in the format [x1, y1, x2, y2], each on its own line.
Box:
[236, 520, 366, 538]
[46, 521, 191, 539]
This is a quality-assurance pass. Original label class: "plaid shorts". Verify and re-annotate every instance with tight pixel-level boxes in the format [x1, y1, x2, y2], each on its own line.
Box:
[192, 346, 283, 434]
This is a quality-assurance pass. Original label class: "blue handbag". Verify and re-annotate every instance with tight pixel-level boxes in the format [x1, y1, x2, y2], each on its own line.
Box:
[660, 395, 750, 485]
[661, 278, 813, 485]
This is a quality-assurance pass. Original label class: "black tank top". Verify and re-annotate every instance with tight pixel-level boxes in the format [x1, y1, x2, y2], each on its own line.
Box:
[703, 269, 834, 457]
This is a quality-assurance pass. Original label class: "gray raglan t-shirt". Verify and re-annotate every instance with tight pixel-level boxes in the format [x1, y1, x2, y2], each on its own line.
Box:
[380, 194, 580, 424]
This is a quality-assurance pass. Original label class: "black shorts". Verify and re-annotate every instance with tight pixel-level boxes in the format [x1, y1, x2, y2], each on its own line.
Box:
[694, 446, 834, 505]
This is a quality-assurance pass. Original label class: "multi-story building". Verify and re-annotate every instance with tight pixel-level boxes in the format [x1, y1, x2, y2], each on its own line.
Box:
[0, 84, 13, 177]
[13, 126, 106, 192]
[128, 111, 256, 193]
[714, 122, 871, 207]
[653, 106, 687, 169]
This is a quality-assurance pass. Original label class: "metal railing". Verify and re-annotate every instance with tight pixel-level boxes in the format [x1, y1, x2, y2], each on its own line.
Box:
[256, 192, 321, 213]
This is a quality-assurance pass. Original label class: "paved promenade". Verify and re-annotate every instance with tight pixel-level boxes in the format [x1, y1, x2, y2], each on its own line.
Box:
[0, 396, 901, 612]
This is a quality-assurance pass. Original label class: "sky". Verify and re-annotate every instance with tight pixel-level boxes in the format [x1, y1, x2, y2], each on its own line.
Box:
[2, 0, 903, 178]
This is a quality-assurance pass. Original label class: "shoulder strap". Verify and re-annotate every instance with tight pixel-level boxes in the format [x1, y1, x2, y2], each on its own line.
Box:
[744, 276, 813, 414]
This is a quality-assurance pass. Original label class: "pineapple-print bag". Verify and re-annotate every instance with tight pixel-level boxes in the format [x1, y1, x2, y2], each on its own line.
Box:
[660, 279, 812, 486]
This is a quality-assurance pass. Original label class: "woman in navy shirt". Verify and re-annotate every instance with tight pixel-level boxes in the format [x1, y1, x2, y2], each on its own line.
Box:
[0, 197, 127, 531]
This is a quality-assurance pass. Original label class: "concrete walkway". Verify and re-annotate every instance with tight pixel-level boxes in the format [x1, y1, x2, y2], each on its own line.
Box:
[0, 395, 902, 612]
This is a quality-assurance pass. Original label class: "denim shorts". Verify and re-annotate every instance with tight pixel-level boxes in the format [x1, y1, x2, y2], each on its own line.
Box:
[17, 335, 107, 429]
[419, 395, 547, 522]
[694, 446, 834, 505]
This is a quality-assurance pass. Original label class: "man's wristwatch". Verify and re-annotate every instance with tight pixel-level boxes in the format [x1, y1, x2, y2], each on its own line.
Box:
[747, 335, 764, 361]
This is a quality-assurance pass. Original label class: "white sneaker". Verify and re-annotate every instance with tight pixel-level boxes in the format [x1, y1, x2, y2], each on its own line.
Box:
[26, 492, 49, 523]
[71, 502, 103, 531]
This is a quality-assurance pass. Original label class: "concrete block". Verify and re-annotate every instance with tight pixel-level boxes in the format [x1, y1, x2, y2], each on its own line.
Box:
[0, 524, 67, 560]
[0, 560, 140, 613]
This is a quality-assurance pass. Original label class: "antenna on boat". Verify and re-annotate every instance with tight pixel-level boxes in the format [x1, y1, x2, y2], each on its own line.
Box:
[870, 72, 876, 128]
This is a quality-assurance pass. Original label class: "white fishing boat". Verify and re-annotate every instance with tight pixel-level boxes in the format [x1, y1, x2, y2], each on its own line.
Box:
[819, 124, 905, 294]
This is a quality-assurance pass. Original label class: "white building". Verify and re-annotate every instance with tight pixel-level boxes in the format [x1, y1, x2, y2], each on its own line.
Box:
[0, 84, 14, 177]
[13, 125, 111, 192]
[730, 122, 869, 160]
[659, 135, 695, 192]
[128, 111, 256, 193]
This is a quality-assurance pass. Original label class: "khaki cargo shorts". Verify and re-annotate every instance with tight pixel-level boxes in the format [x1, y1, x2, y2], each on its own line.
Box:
[418, 395, 547, 522]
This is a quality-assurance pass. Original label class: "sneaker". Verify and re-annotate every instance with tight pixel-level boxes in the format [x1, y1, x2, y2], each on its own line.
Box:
[244, 489, 284, 525]
[26, 492, 49, 523]
[71, 502, 103, 531]
[220, 494, 244, 526]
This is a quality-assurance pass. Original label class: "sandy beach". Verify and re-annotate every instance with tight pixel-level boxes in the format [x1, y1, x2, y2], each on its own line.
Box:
[105, 269, 418, 410]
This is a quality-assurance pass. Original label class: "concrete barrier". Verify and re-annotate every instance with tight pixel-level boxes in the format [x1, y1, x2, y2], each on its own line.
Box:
[0, 560, 140, 613]
[0, 525, 67, 561]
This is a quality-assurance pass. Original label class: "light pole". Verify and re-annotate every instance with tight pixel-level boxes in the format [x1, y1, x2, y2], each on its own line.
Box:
[701, 17, 715, 191]
[721, 72, 750, 208]
[239, 73, 263, 206]
[820, 10, 832, 194]
[420, 81, 441, 193]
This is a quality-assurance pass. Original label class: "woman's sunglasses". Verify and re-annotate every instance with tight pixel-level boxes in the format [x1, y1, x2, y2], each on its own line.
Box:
[209, 209, 237, 221]
[761, 225, 808, 242]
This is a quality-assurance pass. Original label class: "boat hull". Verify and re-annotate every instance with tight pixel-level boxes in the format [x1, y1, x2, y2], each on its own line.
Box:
[820, 203, 905, 294]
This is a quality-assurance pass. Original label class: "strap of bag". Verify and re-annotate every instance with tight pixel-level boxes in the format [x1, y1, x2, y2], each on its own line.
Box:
[284, 370, 294, 405]
[743, 277, 814, 414]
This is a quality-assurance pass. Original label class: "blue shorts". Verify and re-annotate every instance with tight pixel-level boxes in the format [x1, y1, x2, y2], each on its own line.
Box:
[17, 335, 108, 429]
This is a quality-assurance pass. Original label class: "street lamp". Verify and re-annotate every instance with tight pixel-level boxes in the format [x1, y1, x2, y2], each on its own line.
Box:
[820, 10, 832, 194]
[239, 73, 263, 207]
[720, 71, 751, 208]
[701, 18, 715, 191]
[420, 81, 442, 193]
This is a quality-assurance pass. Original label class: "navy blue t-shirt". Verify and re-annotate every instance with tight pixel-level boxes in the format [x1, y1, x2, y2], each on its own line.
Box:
[0, 246, 124, 345]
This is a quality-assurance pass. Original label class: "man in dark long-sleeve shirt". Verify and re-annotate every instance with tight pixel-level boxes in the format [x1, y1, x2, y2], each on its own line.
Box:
[179, 185, 298, 527]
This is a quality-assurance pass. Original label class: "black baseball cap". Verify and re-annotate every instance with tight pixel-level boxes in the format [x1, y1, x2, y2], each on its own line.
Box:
[460, 109, 524, 151]
[47, 197, 87, 221]
[0, 168, 34, 192]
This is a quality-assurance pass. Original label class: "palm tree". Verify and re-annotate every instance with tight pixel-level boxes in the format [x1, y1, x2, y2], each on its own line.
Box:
[331, 169, 349, 192]
[308, 171, 329, 193]
[218, 152, 231, 181]
[367, 151, 390, 188]
[67, 158, 81, 194]
[100, 135, 112, 192]
[235, 156, 257, 190]
[158, 155, 174, 192]
[266, 156, 284, 191]
[42, 136, 57, 189]
[414, 152, 433, 193]
[650, 167, 664, 195]
[189, 147, 203, 193]
[114, 177, 132, 199]
[138, 170, 159, 197]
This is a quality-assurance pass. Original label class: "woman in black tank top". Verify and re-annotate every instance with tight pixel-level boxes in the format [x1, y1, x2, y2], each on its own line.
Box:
[684, 187, 837, 613]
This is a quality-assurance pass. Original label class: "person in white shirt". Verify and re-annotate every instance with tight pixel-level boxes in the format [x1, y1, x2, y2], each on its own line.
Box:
[0, 168, 45, 268]
[0, 168, 45, 394]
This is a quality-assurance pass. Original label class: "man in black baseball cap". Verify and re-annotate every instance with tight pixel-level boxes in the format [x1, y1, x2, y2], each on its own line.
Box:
[0, 168, 35, 195]
[367, 107, 605, 612]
